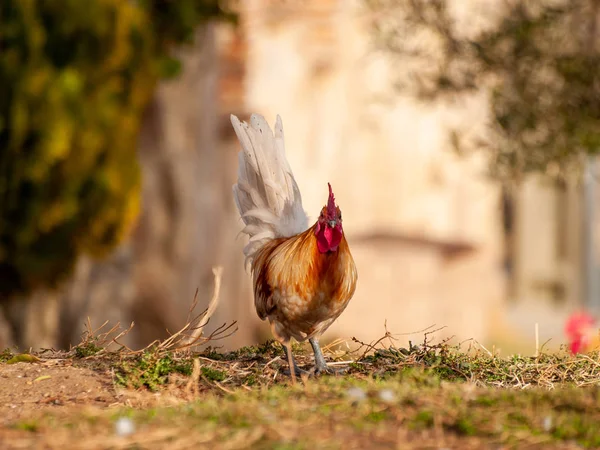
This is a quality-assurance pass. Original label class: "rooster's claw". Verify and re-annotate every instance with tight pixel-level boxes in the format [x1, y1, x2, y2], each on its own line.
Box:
[314, 364, 348, 376]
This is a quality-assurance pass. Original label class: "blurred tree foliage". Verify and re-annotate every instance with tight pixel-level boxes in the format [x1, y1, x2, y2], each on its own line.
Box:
[0, 0, 234, 299]
[367, 0, 600, 179]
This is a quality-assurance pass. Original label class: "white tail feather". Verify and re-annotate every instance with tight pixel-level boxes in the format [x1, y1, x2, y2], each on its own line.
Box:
[231, 113, 309, 265]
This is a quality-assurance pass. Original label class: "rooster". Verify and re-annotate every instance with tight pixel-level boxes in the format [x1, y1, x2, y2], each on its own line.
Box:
[230, 113, 358, 377]
[565, 311, 600, 355]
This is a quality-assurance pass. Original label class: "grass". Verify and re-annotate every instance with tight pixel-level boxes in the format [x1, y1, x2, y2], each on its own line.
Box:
[99, 334, 600, 393]
[74, 341, 102, 358]
[115, 350, 194, 391]
[0, 348, 14, 362]
[2, 310, 600, 449]
[6, 362, 600, 449]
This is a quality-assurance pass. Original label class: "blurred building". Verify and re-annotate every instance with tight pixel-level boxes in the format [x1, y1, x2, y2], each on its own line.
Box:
[500, 176, 592, 353]
[218, 0, 505, 350]
[218, 0, 596, 353]
[7, 0, 595, 355]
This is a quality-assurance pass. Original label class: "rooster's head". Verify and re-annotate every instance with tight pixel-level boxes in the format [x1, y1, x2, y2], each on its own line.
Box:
[315, 183, 343, 253]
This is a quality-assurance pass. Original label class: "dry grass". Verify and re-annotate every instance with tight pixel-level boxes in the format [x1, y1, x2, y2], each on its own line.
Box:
[3, 324, 600, 449]
[6, 373, 600, 449]
[2, 272, 600, 449]
[3, 339, 600, 449]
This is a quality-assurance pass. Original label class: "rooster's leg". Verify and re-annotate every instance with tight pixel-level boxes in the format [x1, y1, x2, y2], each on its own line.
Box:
[309, 337, 347, 375]
[281, 343, 309, 378]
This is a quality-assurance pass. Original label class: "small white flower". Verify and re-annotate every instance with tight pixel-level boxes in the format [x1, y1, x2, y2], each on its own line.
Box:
[346, 387, 367, 402]
[542, 416, 552, 432]
[115, 417, 135, 437]
[378, 389, 396, 403]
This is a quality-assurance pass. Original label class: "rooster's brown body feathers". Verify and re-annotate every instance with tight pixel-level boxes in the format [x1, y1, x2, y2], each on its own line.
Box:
[252, 223, 357, 343]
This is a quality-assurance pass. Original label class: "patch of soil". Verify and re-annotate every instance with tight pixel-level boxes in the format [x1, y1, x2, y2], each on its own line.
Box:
[0, 360, 118, 425]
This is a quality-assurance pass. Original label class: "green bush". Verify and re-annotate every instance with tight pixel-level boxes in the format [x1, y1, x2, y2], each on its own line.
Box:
[0, 0, 232, 298]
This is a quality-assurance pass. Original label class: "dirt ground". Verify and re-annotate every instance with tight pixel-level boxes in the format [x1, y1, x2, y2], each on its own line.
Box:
[0, 359, 140, 450]
[0, 360, 118, 425]
[0, 356, 205, 450]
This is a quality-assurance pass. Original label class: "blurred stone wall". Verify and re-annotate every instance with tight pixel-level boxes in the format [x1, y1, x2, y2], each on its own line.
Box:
[61, 24, 232, 349]
[1, 3, 505, 352]
[8, 0, 588, 354]
[237, 0, 505, 347]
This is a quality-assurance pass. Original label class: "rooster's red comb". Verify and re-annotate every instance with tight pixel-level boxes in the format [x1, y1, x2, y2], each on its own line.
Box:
[327, 183, 336, 217]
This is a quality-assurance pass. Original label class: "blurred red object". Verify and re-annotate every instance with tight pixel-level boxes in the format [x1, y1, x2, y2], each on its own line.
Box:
[565, 311, 597, 354]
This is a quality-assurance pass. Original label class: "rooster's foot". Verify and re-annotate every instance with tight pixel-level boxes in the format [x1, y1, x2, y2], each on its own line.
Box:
[314, 364, 348, 376]
[281, 343, 310, 378]
[310, 337, 347, 376]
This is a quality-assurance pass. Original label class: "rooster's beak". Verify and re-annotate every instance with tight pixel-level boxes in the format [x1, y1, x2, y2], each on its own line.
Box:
[328, 220, 337, 228]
